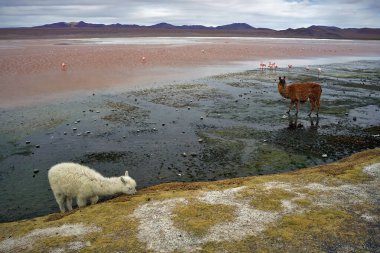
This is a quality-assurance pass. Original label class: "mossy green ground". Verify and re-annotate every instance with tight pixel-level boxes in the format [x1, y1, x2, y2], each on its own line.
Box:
[1, 148, 379, 252]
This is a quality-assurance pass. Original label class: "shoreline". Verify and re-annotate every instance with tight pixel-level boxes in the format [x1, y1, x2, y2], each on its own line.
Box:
[1, 37, 380, 108]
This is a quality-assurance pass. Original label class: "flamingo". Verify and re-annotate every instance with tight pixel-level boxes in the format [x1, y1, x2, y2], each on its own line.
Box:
[259, 62, 266, 71]
[268, 62, 277, 71]
[61, 62, 67, 71]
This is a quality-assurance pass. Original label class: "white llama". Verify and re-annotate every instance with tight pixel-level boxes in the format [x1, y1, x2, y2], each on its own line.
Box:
[48, 162, 137, 212]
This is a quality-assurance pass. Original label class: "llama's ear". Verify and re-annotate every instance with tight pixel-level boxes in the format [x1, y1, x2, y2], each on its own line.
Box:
[283, 76, 286, 79]
[125, 171, 129, 177]
[278, 76, 281, 80]
[121, 177, 126, 184]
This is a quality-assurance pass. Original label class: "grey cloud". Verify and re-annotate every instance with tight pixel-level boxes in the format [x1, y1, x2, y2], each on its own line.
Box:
[0, 0, 379, 28]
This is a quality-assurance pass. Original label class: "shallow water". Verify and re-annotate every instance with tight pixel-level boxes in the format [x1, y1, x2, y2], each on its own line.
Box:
[0, 59, 379, 222]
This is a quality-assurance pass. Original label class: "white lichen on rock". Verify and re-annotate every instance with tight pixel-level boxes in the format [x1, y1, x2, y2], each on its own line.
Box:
[130, 163, 380, 252]
[0, 223, 101, 252]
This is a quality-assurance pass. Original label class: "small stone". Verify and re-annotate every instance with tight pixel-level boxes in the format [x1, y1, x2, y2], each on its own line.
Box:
[353, 117, 357, 121]
[322, 154, 328, 158]
[72, 128, 77, 131]
[96, 111, 100, 113]
[85, 131, 91, 134]
[35, 145, 40, 148]
[25, 141, 31, 144]
[187, 107, 191, 110]
[198, 138, 204, 143]
[153, 128, 157, 131]
[190, 152, 197, 157]
[200, 116, 204, 120]
[162, 123, 166, 126]
[63, 132, 67, 135]
[123, 136, 126, 139]
[181, 152, 187, 157]
[77, 133, 82, 136]
[33, 169, 39, 174]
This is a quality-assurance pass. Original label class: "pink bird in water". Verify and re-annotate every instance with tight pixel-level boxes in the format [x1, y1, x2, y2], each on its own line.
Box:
[61, 62, 67, 71]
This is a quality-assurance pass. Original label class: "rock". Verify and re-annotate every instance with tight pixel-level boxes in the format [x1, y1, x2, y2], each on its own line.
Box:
[181, 152, 187, 157]
[72, 128, 77, 131]
[353, 117, 357, 121]
[25, 141, 31, 144]
[33, 169, 39, 174]
[35, 145, 40, 148]
[63, 132, 67, 135]
[322, 154, 328, 158]
[198, 138, 204, 143]
[190, 153, 197, 157]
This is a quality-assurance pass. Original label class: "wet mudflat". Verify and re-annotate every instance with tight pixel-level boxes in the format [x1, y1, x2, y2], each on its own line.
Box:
[0, 60, 379, 222]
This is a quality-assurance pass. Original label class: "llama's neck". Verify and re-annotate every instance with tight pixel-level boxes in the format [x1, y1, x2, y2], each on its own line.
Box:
[94, 177, 124, 196]
[278, 83, 290, 99]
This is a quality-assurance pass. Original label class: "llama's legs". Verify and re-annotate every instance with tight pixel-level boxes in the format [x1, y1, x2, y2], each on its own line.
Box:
[90, 196, 99, 205]
[54, 193, 66, 213]
[316, 99, 321, 117]
[308, 99, 315, 117]
[77, 196, 87, 208]
[295, 101, 300, 116]
[287, 101, 294, 114]
[66, 198, 73, 211]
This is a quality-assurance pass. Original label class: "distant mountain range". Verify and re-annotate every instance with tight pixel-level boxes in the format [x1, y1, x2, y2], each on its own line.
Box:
[1, 21, 379, 40]
[35, 21, 260, 30]
[31, 21, 380, 40]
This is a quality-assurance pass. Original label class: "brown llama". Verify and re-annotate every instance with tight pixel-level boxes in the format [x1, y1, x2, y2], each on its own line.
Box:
[278, 76, 322, 116]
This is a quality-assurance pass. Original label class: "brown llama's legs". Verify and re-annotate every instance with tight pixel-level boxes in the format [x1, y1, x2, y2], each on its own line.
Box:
[295, 100, 300, 116]
[287, 101, 294, 114]
[316, 98, 321, 116]
[308, 99, 315, 117]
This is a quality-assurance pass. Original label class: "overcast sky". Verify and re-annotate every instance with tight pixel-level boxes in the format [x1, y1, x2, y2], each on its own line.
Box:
[0, 0, 379, 29]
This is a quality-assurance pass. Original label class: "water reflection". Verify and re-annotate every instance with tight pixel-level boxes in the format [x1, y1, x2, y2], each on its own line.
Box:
[287, 115, 319, 131]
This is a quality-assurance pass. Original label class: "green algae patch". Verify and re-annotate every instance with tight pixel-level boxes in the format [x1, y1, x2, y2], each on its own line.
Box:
[76, 151, 132, 163]
[199, 133, 245, 164]
[246, 144, 309, 173]
[131, 83, 231, 108]
[172, 200, 236, 237]
[211, 126, 261, 139]
[102, 101, 150, 124]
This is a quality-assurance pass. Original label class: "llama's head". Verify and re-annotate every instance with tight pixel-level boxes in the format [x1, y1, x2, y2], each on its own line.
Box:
[120, 171, 137, 194]
[278, 76, 286, 86]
